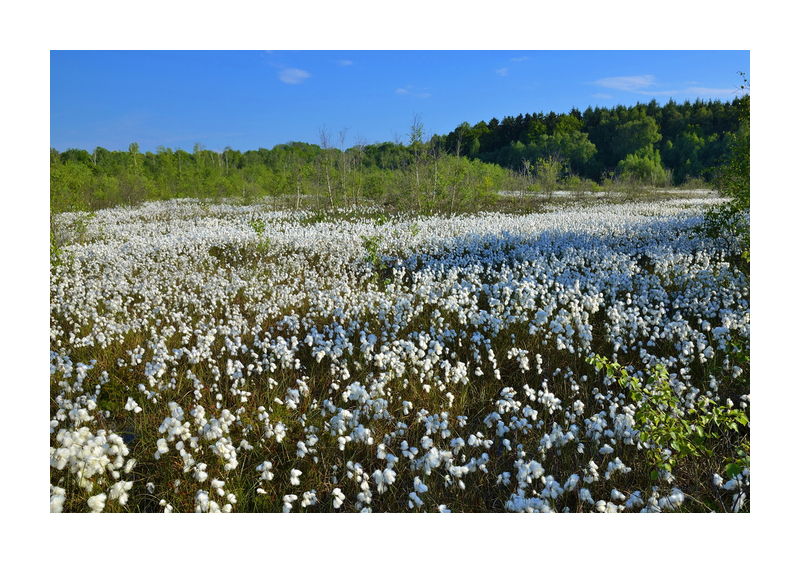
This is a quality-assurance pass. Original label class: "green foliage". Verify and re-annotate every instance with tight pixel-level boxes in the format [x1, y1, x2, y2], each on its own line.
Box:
[723, 442, 750, 480]
[587, 355, 749, 475]
[613, 116, 662, 163]
[702, 202, 749, 264]
[567, 175, 600, 193]
[716, 87, 750, 211]
[444, 98, 741, 184]
[249, 219, 271, 253]
[248, 218, 266, 236]
[703, 74, 750, 262]
[360, 233, 392, 285]
[51, 139, 512, 214]
[50, 97, 745, 214]
[616, 145, 670, 187]
[50, 227, 68, 267]
[360, 233, 383, 269]
[535, 156, 563, 192]
[50, 161, 93, 212]
[257, 236, 271, 254]
[72, 212, 95, 245]
[479, 130, 597, 177]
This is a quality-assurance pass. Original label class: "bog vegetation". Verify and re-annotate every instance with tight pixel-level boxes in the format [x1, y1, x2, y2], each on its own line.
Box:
[50, 93, 749, 513]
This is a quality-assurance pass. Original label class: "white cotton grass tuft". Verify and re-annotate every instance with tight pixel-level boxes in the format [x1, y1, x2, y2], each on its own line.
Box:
[50, 486, 66, 513]
[124, 397, 142, 413]
[332, 488, 346, 509]
[48, 198, 748, 513]
[282, 494, 298, 513]
[87, 493, 107, 513]
[108, 481, 133, 505]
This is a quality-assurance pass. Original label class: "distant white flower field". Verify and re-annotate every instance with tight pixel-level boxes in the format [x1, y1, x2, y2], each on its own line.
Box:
[50, 197, 749, 512]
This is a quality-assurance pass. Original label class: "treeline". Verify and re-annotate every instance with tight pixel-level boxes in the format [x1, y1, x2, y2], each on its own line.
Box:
[51, 97, 746, 213]
[439, 97, 747, 185]
[50, 138, 512, 213]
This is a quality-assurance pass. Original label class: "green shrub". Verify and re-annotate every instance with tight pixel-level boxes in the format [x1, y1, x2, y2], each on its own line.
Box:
[248, 218, 267, 236]
[587, 355, 749, 477]
[704, 79, 749, 262]
[616, 146, 670, 187]
[360, 234, 383, 269]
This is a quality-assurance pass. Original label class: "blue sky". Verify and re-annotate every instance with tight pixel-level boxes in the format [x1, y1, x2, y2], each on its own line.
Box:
[51, 50, 749, 152]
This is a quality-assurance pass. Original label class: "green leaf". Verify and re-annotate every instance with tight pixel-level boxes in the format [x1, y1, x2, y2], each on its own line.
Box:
[725, 462, 742, 479]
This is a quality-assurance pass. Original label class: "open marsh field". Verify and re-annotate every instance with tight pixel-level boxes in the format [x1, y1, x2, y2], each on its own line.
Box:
[49, 196, 749, 513]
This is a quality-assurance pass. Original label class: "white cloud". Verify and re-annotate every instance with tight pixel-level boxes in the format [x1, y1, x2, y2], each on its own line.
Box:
[510, 56, 529, 62]
[395, 86, 431, 98]
[593, 74, 656, 91]
[337, 59, 353, 66]
[592, 74, 739, 99]
[592, 92, 614, 99]
[496, 67, 509, 77]
[278, 68, 311, 85]
[632, 86, 739, 98]
[682, 86, 739, 97]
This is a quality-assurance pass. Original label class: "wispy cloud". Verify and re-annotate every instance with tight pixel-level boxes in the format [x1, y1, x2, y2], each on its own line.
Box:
[336, 59, 353, 66]
[592, 92, 614, 99]
[593, 74, 656, 91]
[510, 56, 529, 63]
[662, 86, 738, 97]
[496, 67, 509, 77]
[593, 74, 739, 99]
[395, 85, 431, 99]
[278, 68, 311, 85]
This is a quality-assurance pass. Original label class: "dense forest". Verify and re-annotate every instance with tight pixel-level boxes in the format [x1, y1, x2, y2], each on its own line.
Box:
[51, 97, 747, 213]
